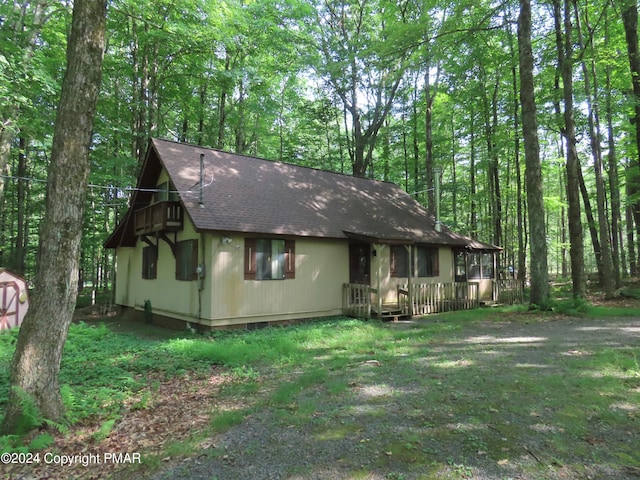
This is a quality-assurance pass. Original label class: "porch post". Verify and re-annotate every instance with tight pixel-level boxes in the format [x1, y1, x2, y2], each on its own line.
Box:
[405, 244, 413, 317]
[375, 243, 383, 319]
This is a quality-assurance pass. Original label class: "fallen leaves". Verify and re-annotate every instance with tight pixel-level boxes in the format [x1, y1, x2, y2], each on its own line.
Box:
[4, 368, 232, 480]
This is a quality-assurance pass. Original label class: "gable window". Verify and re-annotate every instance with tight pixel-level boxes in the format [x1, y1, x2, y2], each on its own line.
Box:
[391, 245, 439, 277]
[176, 239, 198, 281]
[153, 182, 179, 204]
[245, 238, 295, 280]
[142, 245, 157, 279]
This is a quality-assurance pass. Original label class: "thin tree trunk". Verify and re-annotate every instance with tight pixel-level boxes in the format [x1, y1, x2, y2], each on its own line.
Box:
[1, 0, 107, 434]
[509, 17, 526, 281]
[605, 10, 623, 284]
[621, 0, 640, 270]
[15, 136, 27, 275]
[574, 0, 615, 296]
[0, 1, 49, 204]
[470, 107, 478, 238]
[554, 0, 585, 298]
[518, 0, 549, 305]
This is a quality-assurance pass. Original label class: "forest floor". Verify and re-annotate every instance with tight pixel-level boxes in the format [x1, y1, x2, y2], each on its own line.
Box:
[3, 298, 640, 480]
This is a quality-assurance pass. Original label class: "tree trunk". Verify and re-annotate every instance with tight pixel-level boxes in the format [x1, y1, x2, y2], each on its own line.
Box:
[574, 0, 615, 296]
[15, 135, 27, 275]
[509, 23, 526, 281]
[518, 0, 549, 305]
[621, 0, 640, 270]
[1, 0, 106, 435]
[605, 8, 623, 284]
[554, 0, 585, 298]
[0, 1, 49, 204]
[424, 58, 439, 213]
[470, 108, 478, 239]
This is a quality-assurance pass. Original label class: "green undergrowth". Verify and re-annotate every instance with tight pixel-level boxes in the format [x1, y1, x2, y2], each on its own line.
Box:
[1, 304, 639, 479]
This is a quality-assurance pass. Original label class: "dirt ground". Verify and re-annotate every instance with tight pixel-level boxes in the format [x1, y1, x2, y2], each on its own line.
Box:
[6, 311, 640, 480]
[146, 315, 640, 480]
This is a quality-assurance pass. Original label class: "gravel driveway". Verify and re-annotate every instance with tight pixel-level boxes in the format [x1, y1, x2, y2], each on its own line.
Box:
[147, 317, 640, 480]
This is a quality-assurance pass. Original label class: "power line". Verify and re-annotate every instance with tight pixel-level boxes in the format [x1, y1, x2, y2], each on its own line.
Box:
[0, 170, 214, 196]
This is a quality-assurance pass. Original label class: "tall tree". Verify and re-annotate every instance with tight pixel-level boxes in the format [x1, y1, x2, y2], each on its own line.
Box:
[553, 0, 585, 298]
[0, 1, 50, 204]
[1, 0, 107, 433]
[621, 0, 640, 271]
[312, 0, 407, 177]
[518, 0, 549, 305]
[573, 0, 614, 297]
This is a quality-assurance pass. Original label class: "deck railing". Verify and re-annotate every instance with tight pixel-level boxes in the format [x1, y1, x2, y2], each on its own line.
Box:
[342, 283, 378, 319]
[493, 278, 524, 304]
[398, 282, 480, 316]
[343, 279, 523, 320]
[134, 201, 183, 236]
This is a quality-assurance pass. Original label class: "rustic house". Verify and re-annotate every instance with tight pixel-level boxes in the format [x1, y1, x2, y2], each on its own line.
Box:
[105, 139, 518, 329]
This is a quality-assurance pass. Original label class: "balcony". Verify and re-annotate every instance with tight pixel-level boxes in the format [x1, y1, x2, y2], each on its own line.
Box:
[134, 201, 183, 236]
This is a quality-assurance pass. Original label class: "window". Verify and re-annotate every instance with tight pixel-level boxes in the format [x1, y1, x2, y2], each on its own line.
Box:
[245, 238, 295, 280]
[481, 253, 495, 279]
[416, 246, 438, 277]
[176, 239, 198, 281]
[455, 251, 467, 281]
[390, 246, 409, 277]
[468, 253, 482, 279]
[391, 245, 438, 277]
[153, 182, 179, 203]
[142, 245, 157, 279]
[468, 252, 495, 279]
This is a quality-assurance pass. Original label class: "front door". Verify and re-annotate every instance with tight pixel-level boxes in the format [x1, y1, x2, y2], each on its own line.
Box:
[349, 243, 371, 285]
[454, 250, 467, 282]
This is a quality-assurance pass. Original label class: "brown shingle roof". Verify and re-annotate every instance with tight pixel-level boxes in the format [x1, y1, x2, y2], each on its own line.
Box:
[105, 138, 500, 249]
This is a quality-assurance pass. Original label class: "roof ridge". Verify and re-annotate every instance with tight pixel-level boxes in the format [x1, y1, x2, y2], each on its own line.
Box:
[150, 137, 404, 190]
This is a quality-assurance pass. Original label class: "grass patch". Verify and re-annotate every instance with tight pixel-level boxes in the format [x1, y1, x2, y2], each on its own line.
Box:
[2, 308, 640, 479]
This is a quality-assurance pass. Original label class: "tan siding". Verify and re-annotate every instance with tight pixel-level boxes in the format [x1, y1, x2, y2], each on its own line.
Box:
[210, 235, 348, 325]
[114, 217, 212, 323]
[375, 246, 455, 304]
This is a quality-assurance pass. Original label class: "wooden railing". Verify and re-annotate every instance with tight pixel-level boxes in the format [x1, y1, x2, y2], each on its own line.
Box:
[134, 201, 183, 236]
[493, 278, 524, 304]
[342, 283, 378, 319]
[398, 282, 480, 316]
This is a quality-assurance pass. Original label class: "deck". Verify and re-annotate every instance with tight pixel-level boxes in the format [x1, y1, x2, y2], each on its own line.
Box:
[343, 279, 523, 320]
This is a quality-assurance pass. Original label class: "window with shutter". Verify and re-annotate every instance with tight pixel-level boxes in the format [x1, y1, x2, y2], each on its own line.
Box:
[176, 239, 198, 281]
[142, 245, 157, 279]
[390, 246, 409, 278]
[245, 238, 295, 280]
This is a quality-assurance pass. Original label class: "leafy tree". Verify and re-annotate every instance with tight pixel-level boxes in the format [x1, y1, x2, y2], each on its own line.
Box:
[1, 0, 107, 434]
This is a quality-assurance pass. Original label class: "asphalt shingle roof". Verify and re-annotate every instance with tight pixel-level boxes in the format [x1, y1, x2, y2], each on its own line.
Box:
[105, 138, 500, 250]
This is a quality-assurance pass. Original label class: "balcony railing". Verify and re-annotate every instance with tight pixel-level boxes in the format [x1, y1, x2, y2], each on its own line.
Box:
[134, 201, 183, 236]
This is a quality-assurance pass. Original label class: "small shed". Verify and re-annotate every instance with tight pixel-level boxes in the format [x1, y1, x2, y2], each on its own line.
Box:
[0, 269, 29, 331]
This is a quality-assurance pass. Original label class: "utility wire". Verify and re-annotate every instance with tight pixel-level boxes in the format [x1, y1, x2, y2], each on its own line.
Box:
[0, 169, 214, 195]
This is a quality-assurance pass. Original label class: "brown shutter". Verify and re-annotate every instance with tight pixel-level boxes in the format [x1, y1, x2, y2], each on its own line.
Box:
[390, 246, 397, 277]
[284, 239, 295, 279]
[190, 239, 199, 280]
[244, 238, 256, 280]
